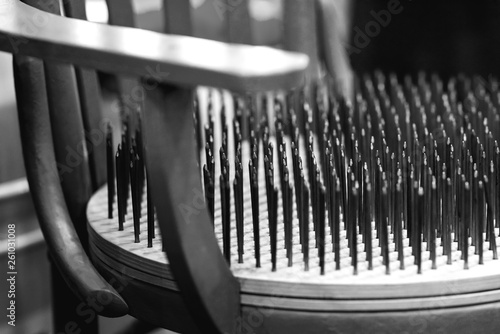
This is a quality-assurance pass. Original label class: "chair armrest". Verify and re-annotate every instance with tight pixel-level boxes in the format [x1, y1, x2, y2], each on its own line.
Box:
[13, 54, 128, 317]
[0, 1, 308, 92]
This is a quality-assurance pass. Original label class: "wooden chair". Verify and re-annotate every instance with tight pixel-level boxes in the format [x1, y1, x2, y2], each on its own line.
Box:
[4, 1, 500, 334]
[0, 0, 306, 333]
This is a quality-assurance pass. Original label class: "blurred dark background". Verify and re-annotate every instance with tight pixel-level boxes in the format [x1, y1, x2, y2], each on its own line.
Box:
[351, 0, 500, 79]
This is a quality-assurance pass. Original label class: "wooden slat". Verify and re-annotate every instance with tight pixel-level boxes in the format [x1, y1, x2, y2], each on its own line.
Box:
[37, 0, 93, 249]
[0, 1, 308, 92]
[226, 0, 253, 44]
[43, 57, 94, 238]
[163, 0, 192, 35]
[105, 0, 135, 27]
[103, 0, 143, 148]
[63, 0, 107, 189]
[283, 0, 321, 84]
[11, 2, 127, 326]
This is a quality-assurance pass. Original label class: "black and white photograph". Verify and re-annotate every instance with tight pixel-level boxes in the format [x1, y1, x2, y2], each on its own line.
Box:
[1, 1, 500, 333]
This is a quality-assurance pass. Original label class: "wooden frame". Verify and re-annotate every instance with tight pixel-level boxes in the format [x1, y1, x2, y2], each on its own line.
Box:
[0, 1, 308, 332]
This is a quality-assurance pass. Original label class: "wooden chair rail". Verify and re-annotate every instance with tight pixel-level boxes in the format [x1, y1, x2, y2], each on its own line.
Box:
[13, 54, 129, 317]
[0, 1, 308, 92]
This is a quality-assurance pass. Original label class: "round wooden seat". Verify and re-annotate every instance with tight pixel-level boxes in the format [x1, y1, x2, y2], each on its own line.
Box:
[87, 177, 500, 333]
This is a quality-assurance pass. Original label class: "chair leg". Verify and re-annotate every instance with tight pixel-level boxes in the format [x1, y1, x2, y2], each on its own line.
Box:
[50, 261, 99, 334]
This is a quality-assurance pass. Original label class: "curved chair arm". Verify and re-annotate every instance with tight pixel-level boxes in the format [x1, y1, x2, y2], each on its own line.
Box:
[0, 1, 308, 92]
[13, 54, 128, 317]
[0, 0, 308, 330]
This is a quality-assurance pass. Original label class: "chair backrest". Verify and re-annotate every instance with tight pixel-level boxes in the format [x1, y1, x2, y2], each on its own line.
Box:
[60, 0, 251, 194]
[283, 0, 321, 83]
[106, 0, 193, 34]
[62, 0, 107, 191]
[0, 1, 308, 332]
[52, 0, 254, 244]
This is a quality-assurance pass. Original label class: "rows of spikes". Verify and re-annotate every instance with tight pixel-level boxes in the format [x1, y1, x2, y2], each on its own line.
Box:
[105, 115, 156, 248]
[197, 72, 500, 275]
